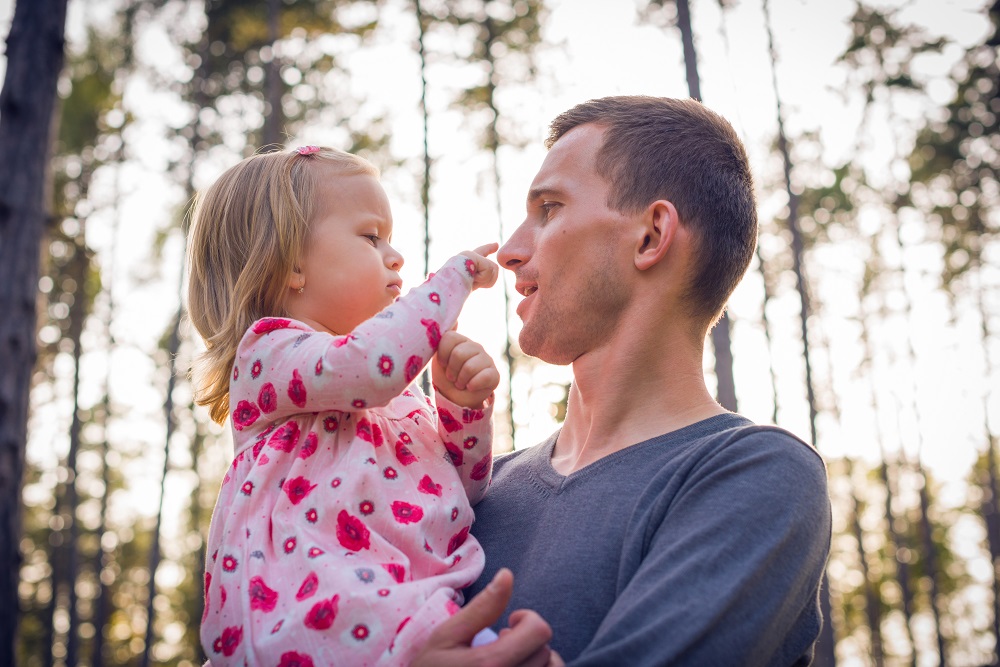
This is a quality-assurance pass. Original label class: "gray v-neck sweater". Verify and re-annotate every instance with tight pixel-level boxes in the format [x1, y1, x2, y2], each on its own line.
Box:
[467, 414, 831, 666]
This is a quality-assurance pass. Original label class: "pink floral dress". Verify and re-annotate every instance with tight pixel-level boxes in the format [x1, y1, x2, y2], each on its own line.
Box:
[200, 256, 493, 666]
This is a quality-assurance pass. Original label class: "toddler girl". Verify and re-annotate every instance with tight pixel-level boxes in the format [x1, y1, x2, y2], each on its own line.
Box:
[187, 146, 501, 666]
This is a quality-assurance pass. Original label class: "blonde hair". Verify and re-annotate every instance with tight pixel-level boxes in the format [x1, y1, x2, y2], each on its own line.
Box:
[186, 147, 379, 424]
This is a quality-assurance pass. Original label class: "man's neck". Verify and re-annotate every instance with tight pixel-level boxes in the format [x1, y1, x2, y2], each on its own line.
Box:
[552, 323, 727, 476]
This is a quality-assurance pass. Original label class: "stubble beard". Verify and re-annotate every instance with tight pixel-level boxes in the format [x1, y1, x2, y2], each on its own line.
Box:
[518, 250, 629, 365]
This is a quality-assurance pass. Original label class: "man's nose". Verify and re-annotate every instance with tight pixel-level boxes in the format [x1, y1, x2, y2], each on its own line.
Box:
[497, 223, 529, 270]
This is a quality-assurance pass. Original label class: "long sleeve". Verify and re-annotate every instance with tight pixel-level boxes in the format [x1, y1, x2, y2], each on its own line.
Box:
[228, 255, 475, 431]
[433, 392, 494, 505]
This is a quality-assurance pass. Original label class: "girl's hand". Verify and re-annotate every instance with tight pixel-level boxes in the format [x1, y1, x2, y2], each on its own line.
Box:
[432, 330, 500, 408]
[460, 243, 500, 290]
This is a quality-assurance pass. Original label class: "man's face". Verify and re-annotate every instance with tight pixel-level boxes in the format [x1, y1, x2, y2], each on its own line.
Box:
[497, 123, 632, 365]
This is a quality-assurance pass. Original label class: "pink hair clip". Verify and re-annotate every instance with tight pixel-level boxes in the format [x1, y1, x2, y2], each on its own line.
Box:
[296, 145, 321, 156]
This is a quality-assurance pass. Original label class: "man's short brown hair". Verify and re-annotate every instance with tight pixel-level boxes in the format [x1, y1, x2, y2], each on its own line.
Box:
[547, 96, 757, 326]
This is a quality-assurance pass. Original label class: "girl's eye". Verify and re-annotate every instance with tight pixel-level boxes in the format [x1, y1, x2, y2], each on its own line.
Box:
[364, 234, 379, 245]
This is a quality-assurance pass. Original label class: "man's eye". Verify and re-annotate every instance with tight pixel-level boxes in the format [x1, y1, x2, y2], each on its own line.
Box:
[540, 203, 558, 220]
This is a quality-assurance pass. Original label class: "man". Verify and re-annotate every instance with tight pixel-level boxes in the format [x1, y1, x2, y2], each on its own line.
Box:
[414, 96, 832, 666]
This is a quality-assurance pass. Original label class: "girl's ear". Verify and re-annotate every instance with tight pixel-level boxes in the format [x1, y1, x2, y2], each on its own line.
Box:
[635, 199, 679, 271]
[288, 267, 305, 291]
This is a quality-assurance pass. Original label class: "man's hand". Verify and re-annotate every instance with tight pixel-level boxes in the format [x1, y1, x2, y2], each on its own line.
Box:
[432, 330, 500, 409]
[411, 569, 561, 667]
[461, 243, 500, 290]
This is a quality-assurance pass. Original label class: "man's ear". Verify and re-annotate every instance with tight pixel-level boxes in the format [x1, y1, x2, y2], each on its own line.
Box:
[634, 200, 678, 271]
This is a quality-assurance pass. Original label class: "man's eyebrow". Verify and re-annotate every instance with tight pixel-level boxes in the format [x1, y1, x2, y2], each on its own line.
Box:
[527, 186, 563, 203]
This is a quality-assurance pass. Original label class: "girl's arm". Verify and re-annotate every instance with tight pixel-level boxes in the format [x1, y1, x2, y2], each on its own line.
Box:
[229, 255, 475, 426]
[434, 391, 494, 505]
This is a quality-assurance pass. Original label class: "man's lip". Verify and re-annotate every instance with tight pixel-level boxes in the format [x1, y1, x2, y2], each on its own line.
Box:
[515, 288, 535, 318]
[515, 281, 538, 297]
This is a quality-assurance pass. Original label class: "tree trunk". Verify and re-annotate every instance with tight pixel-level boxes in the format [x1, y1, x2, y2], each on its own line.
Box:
[414, 0, 433, 396]
[674, 0, 738, 411]
[262, 0, 283, 149]
[0, 0, 69, 661]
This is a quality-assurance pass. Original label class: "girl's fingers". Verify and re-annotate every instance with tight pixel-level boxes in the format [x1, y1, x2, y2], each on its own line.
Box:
[473, 242, 500, 257]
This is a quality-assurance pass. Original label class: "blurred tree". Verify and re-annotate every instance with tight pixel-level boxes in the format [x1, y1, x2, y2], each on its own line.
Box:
[417, 0, 547, 450]
[0, 0, 69, 663]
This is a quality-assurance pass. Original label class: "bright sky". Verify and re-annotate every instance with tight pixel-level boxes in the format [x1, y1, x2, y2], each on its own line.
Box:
[2, 0, 996, 594]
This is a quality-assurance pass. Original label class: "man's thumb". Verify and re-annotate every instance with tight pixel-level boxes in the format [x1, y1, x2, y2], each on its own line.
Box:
[443, 568, 514, 644]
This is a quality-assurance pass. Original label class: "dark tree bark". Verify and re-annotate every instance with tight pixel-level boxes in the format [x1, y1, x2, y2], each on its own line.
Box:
[262, 0, 283, 149]
[0, 0, 69, 662]
[674, 0, 738, 412]
[414, 0, 433, 395]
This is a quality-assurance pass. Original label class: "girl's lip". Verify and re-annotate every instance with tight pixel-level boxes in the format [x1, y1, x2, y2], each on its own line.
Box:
[388, 283, 402, 295]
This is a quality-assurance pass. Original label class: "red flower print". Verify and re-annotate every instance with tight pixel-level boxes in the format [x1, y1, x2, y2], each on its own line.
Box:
[333, 334, 355, 348]
[268, 421, 300, 452]
[383, 467, 398, 480]
[211, 550, 218, 562]
[429, 292, 440, 304]
[378, 588, 390, 597]
[336, 510, 371, 551]
[418, 475, 442, 497]
[452, 555, 462, 567]
[445, 600, 461, 615]
[258, 383, 278, 413]
[298, 431, 318, 459]
[406, 408, 423, 422]
[251, 359, 263, 379]
[421, 318, 442, 350]
[391, 501, 424, 524]
[314, 358, 323, 376]
[308, 547, 324, 558]
[463, 407, 485, 423]
[252, 440, 265, 460]
[331, 477, 342, 488]
[222, 555, 237, 572]
[424, 540, 433, 553]
[232, 400, 260, 431]
[241, 481, 253, 496]
[471, 453, 491, 481]
[282, 476, 316, 505]
[323, 416, 339, 432]
[287, 369, 307, 407]
[352, 398, 367, 409]
[296, 572, 319, 601]
[356, 419, 383, 447]
[272, 620, 284, 634]
[438, 407, 461, 433]
[212, 625, 243, 656]
[465, 258, 476, 276]
[253, 318, 292, 334]
[463, 436, 478, 450]
[284, 537, 296, 554]
[399, 432, 411, 444]
[444, 441, 463, 467]
[395, 440, 418, 466]
[233, 365, 239, 381]
[304, 595, 339, 630]
[356, 568, 375, 583]
[359, 500, 374, 515]
[404, 355, 423, 382]
[305, 508, 318, 523]
[451, 507, 459, 521]
[248, 576, 278, 612]
[220, 584, 227, 608]
[352, 624, 370, 641]
[382, 563, 406, 583]
[277, 651, 313, 667]
[447, 526, 470, 556]
[377, 354, 394, 377]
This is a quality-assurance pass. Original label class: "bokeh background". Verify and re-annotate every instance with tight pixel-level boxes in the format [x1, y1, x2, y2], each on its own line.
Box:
[2, 0, 998, 664]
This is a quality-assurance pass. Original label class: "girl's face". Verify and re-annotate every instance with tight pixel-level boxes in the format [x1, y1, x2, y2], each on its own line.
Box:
[285, 170, 404, 335]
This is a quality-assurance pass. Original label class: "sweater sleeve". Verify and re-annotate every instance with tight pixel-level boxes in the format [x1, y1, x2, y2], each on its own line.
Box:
[571, 431, 832, 667]
[433, 392, 494, 505]
[229, 255, 475, 426]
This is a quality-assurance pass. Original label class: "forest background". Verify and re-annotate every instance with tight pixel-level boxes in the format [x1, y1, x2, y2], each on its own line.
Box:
[0, 0, 998, 665]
